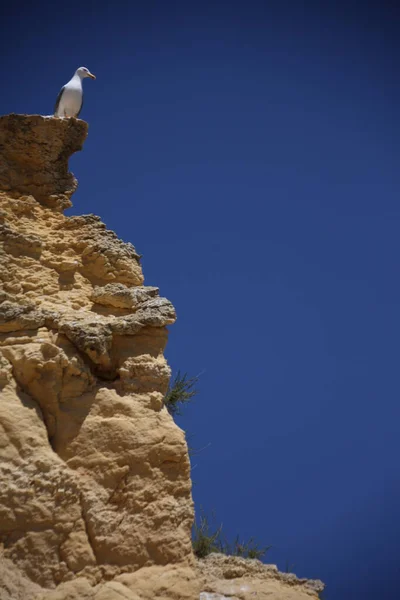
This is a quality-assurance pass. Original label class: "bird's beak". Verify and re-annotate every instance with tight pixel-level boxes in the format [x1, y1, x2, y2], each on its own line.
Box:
[89, 73, 96, 80]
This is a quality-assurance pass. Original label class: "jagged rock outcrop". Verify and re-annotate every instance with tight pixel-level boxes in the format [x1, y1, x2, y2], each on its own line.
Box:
[0, 115, 87, 211]
[198, 554, 324, 600]
[0, 115, 324, 600]
[0, 115, 197, 599]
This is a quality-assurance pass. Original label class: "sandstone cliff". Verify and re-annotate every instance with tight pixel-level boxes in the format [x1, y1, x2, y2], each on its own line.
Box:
[0, 114, 323, 600]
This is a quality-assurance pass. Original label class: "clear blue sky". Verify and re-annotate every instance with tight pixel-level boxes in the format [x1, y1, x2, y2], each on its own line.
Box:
[2, 2, 399, 598]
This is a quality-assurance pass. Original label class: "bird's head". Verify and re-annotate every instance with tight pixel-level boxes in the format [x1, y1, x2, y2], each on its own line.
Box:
[76, 66, 96, 80]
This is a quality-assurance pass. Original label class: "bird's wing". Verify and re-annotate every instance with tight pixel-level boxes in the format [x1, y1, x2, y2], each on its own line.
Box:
[76, 93, 84, 118]
[54, 85, 66, 116]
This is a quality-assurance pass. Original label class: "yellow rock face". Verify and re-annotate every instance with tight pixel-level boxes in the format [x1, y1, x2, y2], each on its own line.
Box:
[0, 115, 198, 599]
[197, 554, 324, 600]
[0, 115, 323, 600]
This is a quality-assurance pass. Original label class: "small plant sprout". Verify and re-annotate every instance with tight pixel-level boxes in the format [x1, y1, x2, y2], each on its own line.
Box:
[164, 371, 200, 417]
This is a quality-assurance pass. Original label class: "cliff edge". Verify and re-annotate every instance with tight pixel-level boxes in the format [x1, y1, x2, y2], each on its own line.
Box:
[0, 115, 323, 600]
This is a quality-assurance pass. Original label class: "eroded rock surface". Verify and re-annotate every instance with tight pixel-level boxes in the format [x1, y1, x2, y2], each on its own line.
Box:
[0, 115, 87, 211]
[0, 115, 324, 600]
[0, 115, 197, 599]
[198, 555, 324, 600]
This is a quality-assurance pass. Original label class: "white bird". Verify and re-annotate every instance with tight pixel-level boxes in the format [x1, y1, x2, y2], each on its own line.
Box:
[54, 66, 96, 118]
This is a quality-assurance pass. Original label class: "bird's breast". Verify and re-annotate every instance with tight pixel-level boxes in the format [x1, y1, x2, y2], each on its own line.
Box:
[62, 86, 83, 110]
